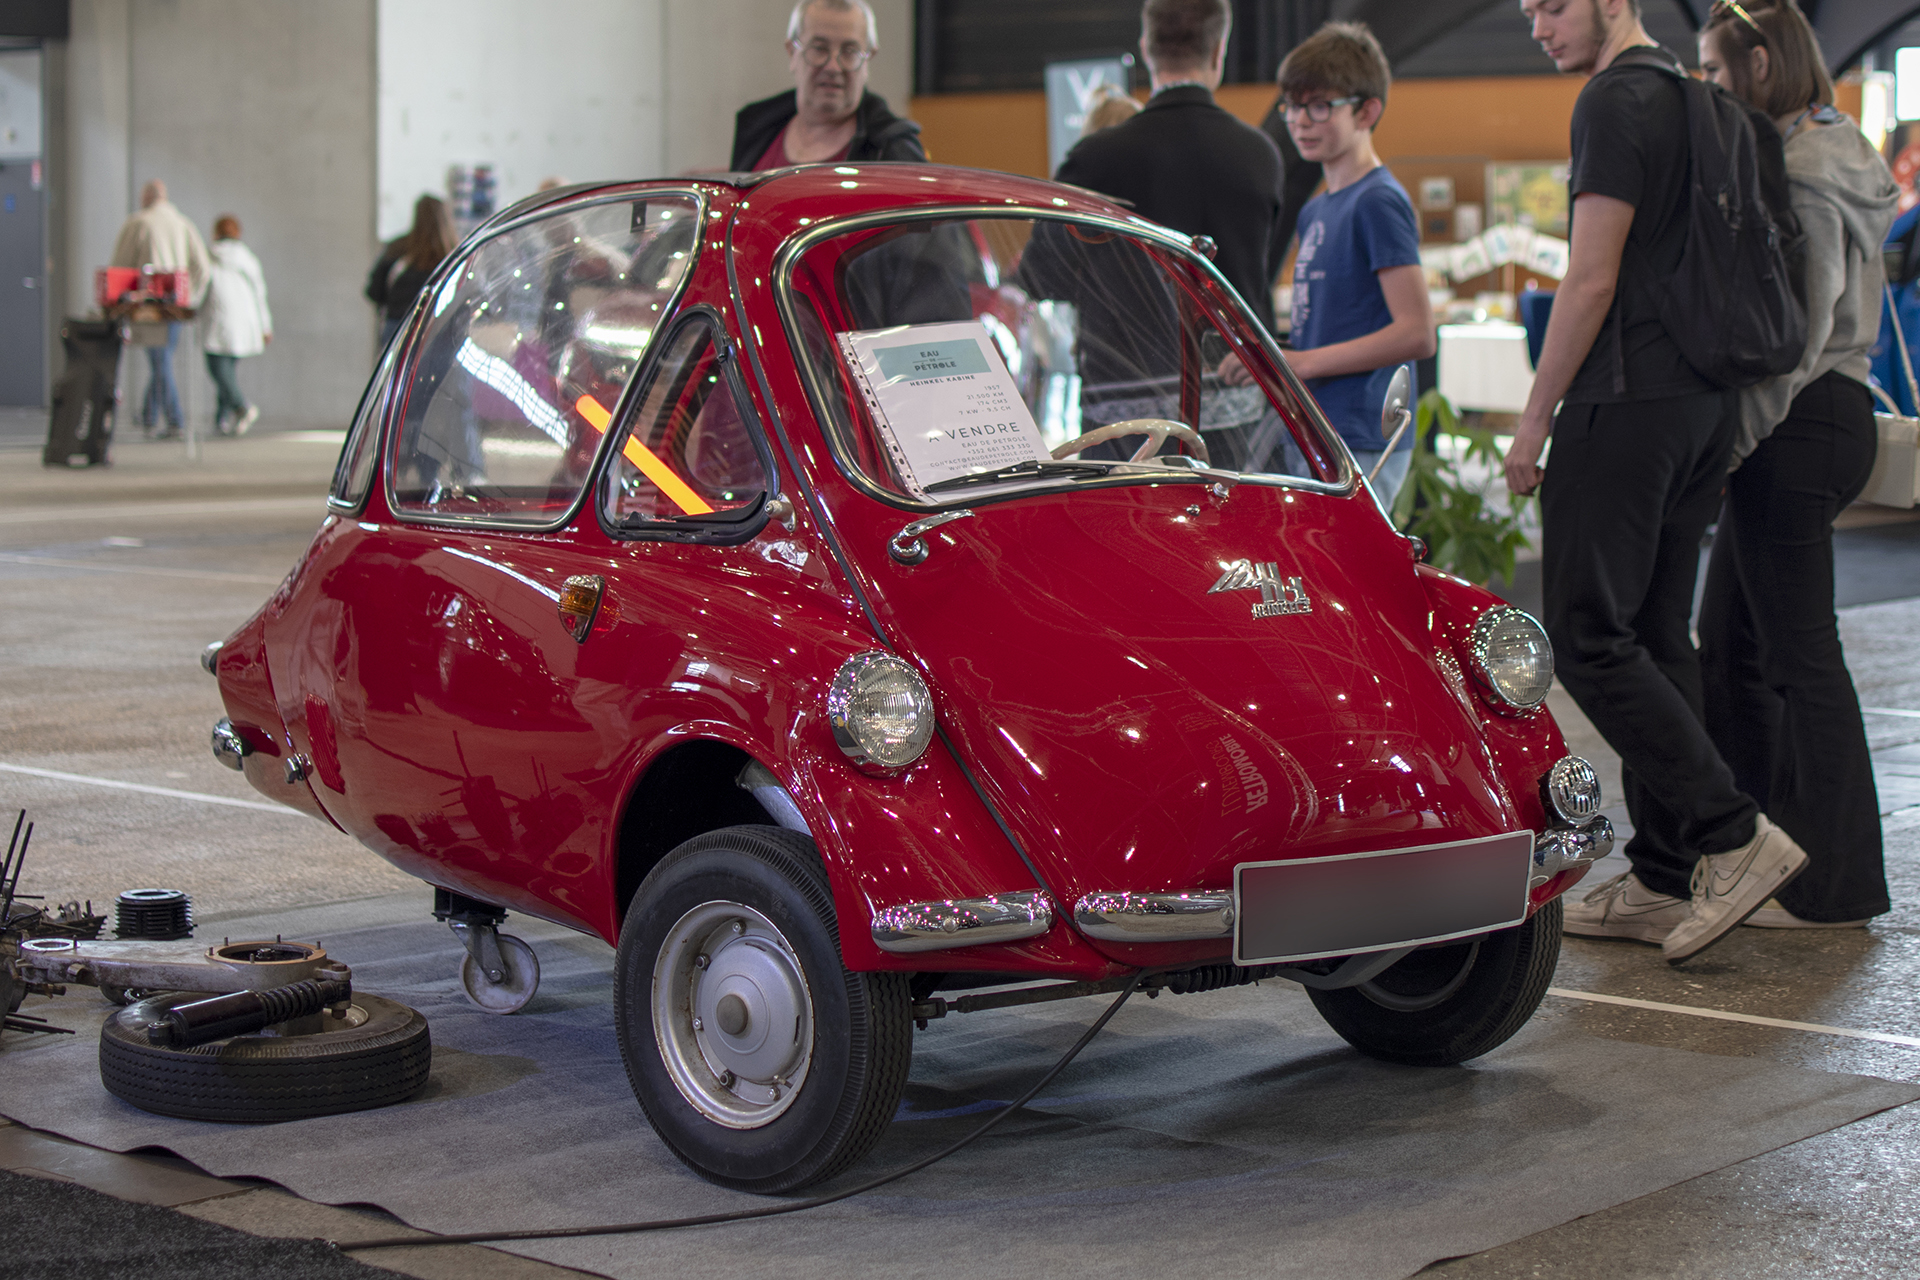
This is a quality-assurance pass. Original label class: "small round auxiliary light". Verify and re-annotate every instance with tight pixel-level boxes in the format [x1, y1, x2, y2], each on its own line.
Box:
[1544, 756, 1603, 826]
[1468, 606, 1553, 712]
[827, 653, 936, 770]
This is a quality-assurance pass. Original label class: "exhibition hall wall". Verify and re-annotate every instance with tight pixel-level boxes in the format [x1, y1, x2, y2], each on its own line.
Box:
[46, 0, 912, 427]
[55, 0, 377, 427]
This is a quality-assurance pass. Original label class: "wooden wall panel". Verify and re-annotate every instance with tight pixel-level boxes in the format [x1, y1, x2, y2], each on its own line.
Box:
[915, 76, 1594, 178]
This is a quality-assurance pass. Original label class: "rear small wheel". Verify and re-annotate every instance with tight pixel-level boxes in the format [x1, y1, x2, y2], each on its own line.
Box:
[614, 825, 911, 1194]
[1307, 898, 1562, 1066]
[458, 934, 539, 1014]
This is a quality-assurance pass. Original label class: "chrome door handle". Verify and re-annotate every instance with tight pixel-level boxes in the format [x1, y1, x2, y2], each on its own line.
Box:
[888, 510, 974, 565]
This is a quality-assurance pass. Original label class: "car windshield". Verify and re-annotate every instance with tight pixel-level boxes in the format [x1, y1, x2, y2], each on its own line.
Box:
[784, 214, 1347, 504]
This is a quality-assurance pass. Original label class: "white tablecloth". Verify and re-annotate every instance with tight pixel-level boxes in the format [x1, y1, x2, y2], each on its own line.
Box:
[1438, 323, 1534, 414]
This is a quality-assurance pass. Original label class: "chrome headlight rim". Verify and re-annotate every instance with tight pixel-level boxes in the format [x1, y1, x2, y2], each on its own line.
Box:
[826, 651, 936, 771]
[1544, 755, 1603, 826]
[1467, 605, 1553, 713]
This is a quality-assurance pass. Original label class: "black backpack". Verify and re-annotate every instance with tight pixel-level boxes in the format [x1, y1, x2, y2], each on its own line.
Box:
[1609, 48, 1807, 391]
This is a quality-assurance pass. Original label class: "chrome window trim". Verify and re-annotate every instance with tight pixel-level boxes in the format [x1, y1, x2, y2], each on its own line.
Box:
[592, 303, 779, 547]
[871, 890, 1052, 953]
[769, 204, 1358, 514]
[326, 325, 408, 514]
[381, 184, 712, 534]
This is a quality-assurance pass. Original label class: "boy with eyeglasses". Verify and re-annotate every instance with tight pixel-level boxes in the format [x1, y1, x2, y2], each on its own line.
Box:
[731, 0, 925, 170]
[1273, 22, 1433, 504]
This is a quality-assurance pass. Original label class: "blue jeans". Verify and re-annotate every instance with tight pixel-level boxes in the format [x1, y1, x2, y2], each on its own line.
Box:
[1351, 446, 1411, 510]
[205, 352, 247, 426]
[142, 322, 184, 430]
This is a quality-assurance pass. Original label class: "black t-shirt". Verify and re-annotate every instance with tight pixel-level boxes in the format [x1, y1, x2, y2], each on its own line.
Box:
[1565, 49, 1714, 403]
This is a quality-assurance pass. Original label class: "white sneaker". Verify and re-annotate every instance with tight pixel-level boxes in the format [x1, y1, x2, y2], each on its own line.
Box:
[1562, 872, 1689, 944]
[1744, 898, 1869, 929]
[236, 406, 259, 435]
[1662, 816, 1810, 963]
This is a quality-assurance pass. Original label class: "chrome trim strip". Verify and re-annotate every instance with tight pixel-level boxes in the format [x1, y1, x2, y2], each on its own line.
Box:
[1534, 816, 1615, 881]
[769, 204, 1357, 511]
[380, 185, 712, 534]
[871, 891, 1052, 953]
[1074, 890, 1235, 942]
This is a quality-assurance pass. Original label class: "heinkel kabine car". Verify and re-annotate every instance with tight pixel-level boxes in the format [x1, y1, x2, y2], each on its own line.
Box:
[208, 165, 1612, 1192]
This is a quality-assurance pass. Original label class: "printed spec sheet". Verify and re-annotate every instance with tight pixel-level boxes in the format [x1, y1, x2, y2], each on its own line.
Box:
[838, 321, 1047, 496]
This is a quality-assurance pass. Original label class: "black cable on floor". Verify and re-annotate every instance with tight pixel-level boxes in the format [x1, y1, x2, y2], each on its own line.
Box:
[338, 969, 1151, 1253]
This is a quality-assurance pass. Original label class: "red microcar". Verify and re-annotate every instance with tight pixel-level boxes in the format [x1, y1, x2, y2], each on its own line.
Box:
[208, 166, 1612, 1193]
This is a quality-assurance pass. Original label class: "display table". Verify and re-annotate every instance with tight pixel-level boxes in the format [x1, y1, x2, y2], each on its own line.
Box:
[1437, 322, 1534, 414]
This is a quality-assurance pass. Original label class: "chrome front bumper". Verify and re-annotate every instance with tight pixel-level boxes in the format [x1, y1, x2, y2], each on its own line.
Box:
[1074, 891, 1234, 942]
[1534, 815, 1613, 880]
[870, 891, 1052, 953]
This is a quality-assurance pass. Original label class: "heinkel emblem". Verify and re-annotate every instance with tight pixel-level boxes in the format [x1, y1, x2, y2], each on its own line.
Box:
[1209, 560, 1312, 619]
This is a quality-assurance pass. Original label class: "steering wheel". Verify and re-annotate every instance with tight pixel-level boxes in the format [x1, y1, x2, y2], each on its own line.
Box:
[1049, 418, 1211, 467]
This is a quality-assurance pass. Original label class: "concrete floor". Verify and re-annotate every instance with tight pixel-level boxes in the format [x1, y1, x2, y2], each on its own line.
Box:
[3, 428, 1919, 1277]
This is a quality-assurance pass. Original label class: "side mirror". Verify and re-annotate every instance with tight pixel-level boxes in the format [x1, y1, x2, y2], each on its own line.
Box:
[1380, 365, 1412, 441]
[1368, 366, 1414, 485]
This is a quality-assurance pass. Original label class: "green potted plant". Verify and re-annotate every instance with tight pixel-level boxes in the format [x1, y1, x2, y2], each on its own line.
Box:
[1391, 389, 1533, 588]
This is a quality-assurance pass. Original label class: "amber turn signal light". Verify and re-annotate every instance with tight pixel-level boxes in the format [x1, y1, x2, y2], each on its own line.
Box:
[557, 574, 605, 643]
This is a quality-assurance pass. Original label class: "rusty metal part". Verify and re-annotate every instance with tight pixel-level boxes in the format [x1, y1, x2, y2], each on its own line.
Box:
[15, 937, 350, 996]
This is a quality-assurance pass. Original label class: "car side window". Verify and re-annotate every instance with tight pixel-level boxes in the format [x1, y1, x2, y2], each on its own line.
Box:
[388, 195, 700, 526]
[329, 336, 400, 510]
[599, 318, 773, 537]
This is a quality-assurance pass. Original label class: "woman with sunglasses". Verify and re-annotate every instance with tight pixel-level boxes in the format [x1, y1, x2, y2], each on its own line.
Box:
[1696, 0, 1898, 929]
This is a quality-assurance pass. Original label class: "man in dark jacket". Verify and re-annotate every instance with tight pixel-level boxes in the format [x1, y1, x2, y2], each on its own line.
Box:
[1053, 0, 1284, 330]
[730, 0, 925, 170]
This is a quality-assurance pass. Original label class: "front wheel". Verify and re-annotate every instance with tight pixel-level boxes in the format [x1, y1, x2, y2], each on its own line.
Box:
[1307, 897, 1562, 1066]
[613, 825, 912, 1193]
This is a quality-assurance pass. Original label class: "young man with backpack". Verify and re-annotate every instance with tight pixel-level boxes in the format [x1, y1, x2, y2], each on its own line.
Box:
[1506, 0, 1809, 964]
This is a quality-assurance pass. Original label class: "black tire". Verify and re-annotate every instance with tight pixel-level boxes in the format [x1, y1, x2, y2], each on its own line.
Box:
[614, 825, 912, 1194]
[99, 992, 431, 1122]
[1307, 897, 1562, 1067]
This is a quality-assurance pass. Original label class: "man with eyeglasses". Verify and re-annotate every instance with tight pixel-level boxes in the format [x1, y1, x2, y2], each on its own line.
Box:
[731, 0, 925, 170]
[1508, 0, 1809, 963]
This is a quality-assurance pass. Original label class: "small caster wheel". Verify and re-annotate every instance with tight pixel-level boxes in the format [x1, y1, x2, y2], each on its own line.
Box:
[459, 933, 539, 1014]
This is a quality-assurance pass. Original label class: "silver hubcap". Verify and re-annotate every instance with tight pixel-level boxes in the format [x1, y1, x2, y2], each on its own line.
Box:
[1357, 938, 1482, 1012]
[652, 900, 814, 1128]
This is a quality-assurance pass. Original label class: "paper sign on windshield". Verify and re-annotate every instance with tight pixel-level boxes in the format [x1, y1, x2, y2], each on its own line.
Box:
[838, 321, 1047, 497]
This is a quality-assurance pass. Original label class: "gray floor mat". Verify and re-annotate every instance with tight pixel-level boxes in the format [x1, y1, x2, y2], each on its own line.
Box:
[1, 894, 1913, 1280]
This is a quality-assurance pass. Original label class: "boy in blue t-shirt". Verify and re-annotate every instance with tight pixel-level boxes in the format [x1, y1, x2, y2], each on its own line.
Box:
[1275, 22, 1432, 504]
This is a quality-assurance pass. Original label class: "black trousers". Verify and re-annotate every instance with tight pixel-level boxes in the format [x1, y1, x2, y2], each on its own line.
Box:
[1699, 372, 1887, 922]
[1542, 391, 1759, 899]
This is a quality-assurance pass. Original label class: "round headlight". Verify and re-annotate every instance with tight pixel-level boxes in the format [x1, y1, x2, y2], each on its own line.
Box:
[1468, 606, 1553, 711]
[1544, 756, 1602, 825]
[827, 653, 936, 770]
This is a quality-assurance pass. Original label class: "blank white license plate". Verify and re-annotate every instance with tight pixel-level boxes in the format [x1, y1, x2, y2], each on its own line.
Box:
[1234, 831, 1535, 965]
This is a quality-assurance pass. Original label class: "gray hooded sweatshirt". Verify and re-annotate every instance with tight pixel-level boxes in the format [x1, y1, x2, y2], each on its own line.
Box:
[1735, 116, 1900, 462]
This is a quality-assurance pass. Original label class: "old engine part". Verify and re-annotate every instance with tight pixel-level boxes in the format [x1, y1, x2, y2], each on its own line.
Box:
[114, 887, 193, 940]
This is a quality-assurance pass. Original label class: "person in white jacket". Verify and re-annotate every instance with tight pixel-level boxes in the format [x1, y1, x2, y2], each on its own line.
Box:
[201, 215, 273, 435]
